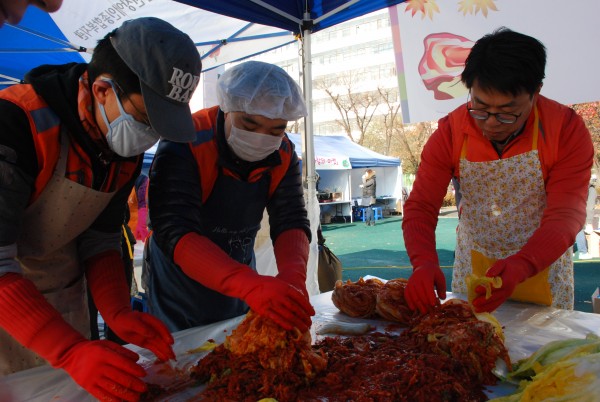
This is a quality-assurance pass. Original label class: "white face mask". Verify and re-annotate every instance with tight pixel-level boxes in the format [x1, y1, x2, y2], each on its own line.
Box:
[98, 79, 160, 157]
[227, 124, 283, 162]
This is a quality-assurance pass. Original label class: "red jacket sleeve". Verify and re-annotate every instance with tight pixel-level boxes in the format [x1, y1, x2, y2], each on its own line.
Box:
[402, 116, 456, 269]
[518, 107, 594, 270]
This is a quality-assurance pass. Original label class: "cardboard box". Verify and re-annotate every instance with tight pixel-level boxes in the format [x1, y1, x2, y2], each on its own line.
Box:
[593, 288, 600, 314]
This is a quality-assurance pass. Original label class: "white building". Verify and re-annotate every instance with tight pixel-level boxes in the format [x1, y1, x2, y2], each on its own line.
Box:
[201, 9, 400, 139]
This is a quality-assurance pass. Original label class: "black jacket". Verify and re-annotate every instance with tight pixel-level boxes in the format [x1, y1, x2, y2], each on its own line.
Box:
[149, 108, 310, 259]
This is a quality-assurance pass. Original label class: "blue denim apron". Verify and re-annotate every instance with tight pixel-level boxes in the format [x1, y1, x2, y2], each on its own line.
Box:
[145, 169, 270, 332]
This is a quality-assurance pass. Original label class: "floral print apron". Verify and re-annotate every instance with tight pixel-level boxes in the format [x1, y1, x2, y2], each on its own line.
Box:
[0, 133, 114, 374]
[452, 107, 573, 309]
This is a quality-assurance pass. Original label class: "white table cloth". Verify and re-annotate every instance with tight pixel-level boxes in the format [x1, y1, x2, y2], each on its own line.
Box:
[1, 291, 599, 401]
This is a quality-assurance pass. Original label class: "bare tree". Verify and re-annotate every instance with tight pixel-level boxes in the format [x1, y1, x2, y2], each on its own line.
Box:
[314, 76, 353, 137]
[392, 121, 436, 174]
[314, 72, 437, 174]
[314, 72, 380, 144]
[286, 119, 303, 134]
[351, 90, 380, 146]
[376, 86, 402, 155]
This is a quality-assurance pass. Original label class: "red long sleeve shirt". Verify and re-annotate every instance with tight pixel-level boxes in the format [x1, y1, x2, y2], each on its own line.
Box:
[402, 95, 594, 272]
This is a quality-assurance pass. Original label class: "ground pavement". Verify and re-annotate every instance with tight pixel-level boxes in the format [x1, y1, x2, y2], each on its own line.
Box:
[321, 209, 600, 314]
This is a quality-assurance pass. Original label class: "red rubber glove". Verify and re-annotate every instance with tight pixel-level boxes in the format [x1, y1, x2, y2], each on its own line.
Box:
[0, 274, 146, 401]
[174, 232, 315, 332]
[273, 229, 310, 297]
[472, 255, 534, 313]
[242, 275, 314, 332]
[86, 251, 175, 361]
[405, 262, 447, 314]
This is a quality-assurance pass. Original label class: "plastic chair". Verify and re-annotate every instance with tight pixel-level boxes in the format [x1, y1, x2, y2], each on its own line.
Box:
[131, 292, 148, 313]
[372, 207, 383, 221]
[360, 207, 383, 222]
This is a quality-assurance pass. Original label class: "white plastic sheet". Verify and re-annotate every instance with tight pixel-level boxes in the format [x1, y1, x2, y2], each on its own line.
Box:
[1, 292, 600, 401]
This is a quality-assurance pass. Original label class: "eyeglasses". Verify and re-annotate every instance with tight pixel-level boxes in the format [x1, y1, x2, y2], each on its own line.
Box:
[102, 78, 151, 126]
[468, 108, 522, 124]
[467, 94, 522, 124]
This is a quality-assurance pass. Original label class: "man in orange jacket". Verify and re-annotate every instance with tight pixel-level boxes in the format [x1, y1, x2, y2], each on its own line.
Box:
[0, 17, 201, 401]
[403, 27, 593, 314]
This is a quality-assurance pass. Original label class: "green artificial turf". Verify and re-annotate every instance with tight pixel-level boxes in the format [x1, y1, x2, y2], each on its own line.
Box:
[321, 215, 600, 314]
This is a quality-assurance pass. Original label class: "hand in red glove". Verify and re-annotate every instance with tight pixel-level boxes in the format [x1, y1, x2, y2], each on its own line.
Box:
[101, 310, 175, 361]
[47, 338, 147, 402]
[241, 275, 315, 332]
[472, 255, 533, 313]
[86, 251, 175, 361]
[175, 232, 315, 332]
[405, 262, 447, 314]
[0, 274, 147, 401]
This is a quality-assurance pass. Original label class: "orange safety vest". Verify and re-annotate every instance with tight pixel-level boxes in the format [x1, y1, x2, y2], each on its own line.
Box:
[189, 106, 293, 202]
[0, 84, 139, 203]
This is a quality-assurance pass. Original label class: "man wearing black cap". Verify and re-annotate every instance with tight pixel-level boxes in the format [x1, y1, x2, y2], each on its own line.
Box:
[0, 17, 201, 401]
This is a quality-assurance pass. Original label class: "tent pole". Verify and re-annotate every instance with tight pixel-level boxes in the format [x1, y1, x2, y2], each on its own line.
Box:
[398, 164, 404, 215]
[302, 14, 317, 207]
[300, 13, 321, 294]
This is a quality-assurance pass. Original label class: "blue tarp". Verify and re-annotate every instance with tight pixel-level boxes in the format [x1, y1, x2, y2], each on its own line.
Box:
[0, 8, 83, 87]
[175, 0, 405, 34]
[287, 133, 400, 168]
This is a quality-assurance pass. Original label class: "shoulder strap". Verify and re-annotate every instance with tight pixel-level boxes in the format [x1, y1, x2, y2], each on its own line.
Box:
[190, 106, 220, 204]
[267, 134, 294, 198]
[191, 111, 296, 202]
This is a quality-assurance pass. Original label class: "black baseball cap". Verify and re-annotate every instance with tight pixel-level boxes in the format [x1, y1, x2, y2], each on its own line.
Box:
[111, 17, 202, 142]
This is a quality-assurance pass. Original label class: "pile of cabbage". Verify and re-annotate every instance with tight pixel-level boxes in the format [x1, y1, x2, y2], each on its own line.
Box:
[491, 333, 600, 401]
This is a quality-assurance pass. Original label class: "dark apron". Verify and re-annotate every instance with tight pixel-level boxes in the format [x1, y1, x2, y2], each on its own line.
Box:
[145, 171, 269, 332]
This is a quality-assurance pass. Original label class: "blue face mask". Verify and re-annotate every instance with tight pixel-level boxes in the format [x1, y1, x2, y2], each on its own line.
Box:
[98, 78, 160, 157]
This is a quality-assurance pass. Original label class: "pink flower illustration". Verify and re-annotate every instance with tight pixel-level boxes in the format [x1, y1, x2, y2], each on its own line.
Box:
[418, 32, 474, 100]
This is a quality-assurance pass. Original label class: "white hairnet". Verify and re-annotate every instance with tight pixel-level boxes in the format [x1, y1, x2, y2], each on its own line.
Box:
[217, 61, 307, 121]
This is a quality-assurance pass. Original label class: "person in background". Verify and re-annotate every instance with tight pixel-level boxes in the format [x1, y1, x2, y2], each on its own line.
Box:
[574, 173, 598, 260]
[0, 17, 201, 401]
[128, 173, 150, 241]
[360, 168, 377, 226]
[144, 60, 315, 334]
[402, 27, 593, 314]
[0, 0, 62, 27]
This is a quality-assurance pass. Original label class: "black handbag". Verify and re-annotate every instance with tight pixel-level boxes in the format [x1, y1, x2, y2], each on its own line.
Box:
[317, 230, 343, 292]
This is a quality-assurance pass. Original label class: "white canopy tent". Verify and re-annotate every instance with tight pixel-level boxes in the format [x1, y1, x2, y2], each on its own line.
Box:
[0, 0, 295, 87]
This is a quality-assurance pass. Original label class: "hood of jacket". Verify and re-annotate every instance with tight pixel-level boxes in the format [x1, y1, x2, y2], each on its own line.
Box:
[24, 62, 119, 167]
